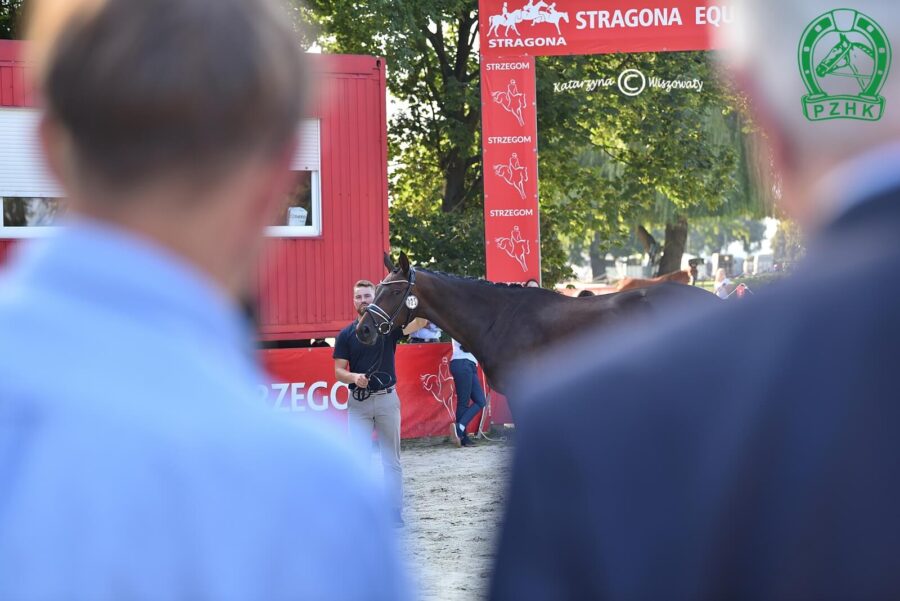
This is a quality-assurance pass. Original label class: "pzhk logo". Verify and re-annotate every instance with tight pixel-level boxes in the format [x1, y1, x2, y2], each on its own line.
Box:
[799, 9, 891, 121]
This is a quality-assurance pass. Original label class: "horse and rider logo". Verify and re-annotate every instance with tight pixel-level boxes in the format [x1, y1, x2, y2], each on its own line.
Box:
[495, 225, 530, 272]
[487, 0, 570, 38]
[420, 356, 456, 420]
[492, 79, 527, 126]
[493, 152, 528, 200]
[799, 9, 891, 121]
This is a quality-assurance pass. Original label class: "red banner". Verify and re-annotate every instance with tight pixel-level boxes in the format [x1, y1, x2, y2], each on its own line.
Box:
[481, 56, 542, 284]
[478, 0, 733, 58]
[259, 344, 512, 439]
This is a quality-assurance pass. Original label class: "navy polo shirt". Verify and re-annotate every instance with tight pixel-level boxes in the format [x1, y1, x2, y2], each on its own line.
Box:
[333, 321, 404, 392]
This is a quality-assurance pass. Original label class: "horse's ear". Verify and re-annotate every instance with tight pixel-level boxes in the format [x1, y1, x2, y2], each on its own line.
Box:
[383, 252, 395, 273]
[398, 251, 411, 274]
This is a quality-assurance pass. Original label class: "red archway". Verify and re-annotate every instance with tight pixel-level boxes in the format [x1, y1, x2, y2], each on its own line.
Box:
[477, 0, 735, 282]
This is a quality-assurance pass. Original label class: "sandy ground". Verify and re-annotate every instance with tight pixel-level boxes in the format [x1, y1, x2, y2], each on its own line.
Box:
[397, 435, 513, 601]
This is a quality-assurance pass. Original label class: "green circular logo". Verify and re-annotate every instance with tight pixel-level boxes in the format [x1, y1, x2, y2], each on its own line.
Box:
[798, 8, 891, 121]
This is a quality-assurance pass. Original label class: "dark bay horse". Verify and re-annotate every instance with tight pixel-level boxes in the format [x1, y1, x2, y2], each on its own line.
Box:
[356, 252, 719, 394]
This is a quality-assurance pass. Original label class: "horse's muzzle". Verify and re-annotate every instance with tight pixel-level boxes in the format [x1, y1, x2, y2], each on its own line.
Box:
[355, 321, 377, 346]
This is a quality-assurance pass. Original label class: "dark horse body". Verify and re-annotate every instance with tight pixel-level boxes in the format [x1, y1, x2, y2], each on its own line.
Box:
[357, 253, 719, 394]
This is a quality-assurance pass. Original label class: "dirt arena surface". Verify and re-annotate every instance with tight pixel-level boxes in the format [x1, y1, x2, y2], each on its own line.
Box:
[398, 435, 513, 601]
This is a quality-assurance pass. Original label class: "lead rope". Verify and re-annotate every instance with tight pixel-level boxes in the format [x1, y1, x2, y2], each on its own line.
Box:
[351, 334, 392, 402]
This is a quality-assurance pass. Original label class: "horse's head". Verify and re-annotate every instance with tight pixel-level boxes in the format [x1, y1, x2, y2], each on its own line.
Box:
[816, 33, 852, 78]
[355, 251, 419, 346]
[560, 11, 569, 22]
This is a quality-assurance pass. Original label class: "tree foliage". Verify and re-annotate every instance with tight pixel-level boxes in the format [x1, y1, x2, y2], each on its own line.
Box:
[539, 52, 775, 276]
[307, 0, 482, 212]
[771, 220, 806, 268]
[306, 3, 772, 285]
[687, 217, 768, 256]
[1, 0, 24, 39]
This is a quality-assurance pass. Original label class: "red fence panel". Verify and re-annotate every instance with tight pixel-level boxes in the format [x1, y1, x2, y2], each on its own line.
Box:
[260, 343, 512, 439]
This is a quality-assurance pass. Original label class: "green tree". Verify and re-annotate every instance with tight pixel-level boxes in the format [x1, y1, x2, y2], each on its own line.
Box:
[307, 0, 482, 213]
[1, 0, 24, 39]
[306, 4, 771, 286]
[687, 217, 768, 256]
[771, 219, 805, 269]
[538, 52, 771, 278]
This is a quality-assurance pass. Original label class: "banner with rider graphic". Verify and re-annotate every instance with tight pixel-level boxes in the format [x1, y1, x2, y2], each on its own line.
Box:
[259, 344, 509, 438]
[479, 0, 732, 59]
[481, 56, 542, 283]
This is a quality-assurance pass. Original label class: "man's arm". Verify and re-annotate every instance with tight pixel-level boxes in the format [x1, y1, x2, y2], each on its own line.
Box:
[335, 358, 368, 389]
[403, 318, 429, 336]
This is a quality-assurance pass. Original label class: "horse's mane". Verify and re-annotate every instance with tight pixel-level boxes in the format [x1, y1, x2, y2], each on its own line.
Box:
[417, 268, 558, 294]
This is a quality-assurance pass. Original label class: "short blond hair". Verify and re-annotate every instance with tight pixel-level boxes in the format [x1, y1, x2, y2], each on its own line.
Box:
[354, 279, 376, 290]
[27, 0, 308, 191]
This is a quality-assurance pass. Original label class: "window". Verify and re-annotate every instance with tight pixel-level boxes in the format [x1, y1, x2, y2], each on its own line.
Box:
[266, 168, 321, 237]
[1, 109, 322, 238]
[0, 109, 65, 238]
[2, 197, 68, 236]
[266, 120, 322, 237]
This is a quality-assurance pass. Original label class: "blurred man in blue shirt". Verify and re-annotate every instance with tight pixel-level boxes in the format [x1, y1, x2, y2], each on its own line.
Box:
[0, 0, 409, 599]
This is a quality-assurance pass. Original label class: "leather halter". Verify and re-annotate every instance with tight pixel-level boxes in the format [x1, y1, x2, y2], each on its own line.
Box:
[365, 268, 417, 335]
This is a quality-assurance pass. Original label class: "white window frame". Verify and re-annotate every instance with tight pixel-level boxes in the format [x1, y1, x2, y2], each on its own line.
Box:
[0, 109, 322, 238]
[0, 108, 65, 238]
[266, 120, 322, 238]
[0, 198, 66, 239]
[265, 169, 322, 238]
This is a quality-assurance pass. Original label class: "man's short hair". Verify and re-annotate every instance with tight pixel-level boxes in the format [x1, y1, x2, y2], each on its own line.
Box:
[27, 0, 307, 191]
[354, 280, 375, 290]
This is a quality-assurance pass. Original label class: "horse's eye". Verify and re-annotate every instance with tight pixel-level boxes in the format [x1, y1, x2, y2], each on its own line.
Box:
[392, 289, 401, 295]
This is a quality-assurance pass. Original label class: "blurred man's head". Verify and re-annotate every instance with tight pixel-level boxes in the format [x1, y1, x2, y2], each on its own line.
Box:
[720, 1, 899, 226]
[26, 0, 309, 297]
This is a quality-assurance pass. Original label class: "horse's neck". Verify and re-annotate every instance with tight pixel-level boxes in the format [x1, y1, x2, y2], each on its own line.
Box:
[415, 273, 512, 359]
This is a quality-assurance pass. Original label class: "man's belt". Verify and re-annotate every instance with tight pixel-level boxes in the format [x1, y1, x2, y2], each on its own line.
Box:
[369, 387, 395, 395]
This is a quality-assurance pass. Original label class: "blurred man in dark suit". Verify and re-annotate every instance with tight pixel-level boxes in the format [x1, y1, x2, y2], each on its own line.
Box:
[491, 1, 900, 599]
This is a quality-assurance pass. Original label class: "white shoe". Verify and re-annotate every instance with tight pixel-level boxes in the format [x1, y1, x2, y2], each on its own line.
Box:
[449, 422, 461, 447]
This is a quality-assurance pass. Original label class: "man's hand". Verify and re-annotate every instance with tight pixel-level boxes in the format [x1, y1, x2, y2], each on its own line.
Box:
[354, 373, 369, 388]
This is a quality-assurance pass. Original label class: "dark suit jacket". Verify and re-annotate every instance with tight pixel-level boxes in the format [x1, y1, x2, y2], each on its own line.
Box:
[490, 187, 900, 601]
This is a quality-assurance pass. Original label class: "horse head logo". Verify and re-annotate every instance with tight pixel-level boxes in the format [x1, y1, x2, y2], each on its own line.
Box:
[799, 9, 891, 121]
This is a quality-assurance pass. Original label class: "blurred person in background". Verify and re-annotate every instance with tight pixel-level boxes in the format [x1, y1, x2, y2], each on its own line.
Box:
[448, 338, 486, 448]
[491, 2, 900, 599]
[0, 0, 408, 599]
[714, 267, 732, 298]
[408, 319, 442, 343]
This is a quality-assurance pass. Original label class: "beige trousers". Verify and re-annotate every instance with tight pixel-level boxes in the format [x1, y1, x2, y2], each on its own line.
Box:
[346, 389, 403, 513]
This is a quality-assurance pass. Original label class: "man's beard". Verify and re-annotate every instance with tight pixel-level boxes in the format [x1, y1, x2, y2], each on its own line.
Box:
[356, 303, 368, 316]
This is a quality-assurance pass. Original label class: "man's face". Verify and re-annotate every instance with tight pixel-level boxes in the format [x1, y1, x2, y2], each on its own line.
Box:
[353, 286, 375, 316]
